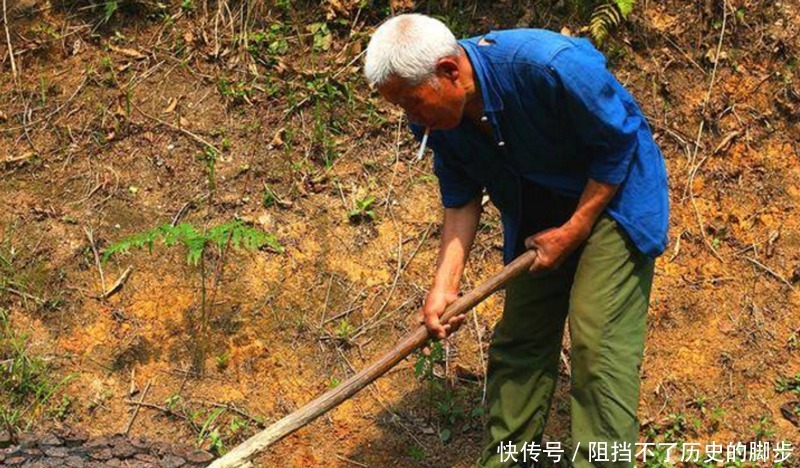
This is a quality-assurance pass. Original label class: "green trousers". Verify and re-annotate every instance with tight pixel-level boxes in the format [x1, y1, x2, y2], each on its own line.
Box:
[476, 215, 655, 468]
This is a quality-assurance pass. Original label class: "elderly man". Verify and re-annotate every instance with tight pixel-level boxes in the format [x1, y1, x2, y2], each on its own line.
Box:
[364, 13, 668, 468]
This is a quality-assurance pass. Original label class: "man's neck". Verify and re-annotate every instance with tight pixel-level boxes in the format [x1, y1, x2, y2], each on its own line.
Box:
[458, 45, 485, 121]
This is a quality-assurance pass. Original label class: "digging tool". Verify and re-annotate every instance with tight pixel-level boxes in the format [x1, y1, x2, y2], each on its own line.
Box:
[210, 249, 539, 468]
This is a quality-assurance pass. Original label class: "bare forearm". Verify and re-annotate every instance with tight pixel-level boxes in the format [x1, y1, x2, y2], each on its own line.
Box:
[432, 196, 482, 293]
[564, 178, 619, 237]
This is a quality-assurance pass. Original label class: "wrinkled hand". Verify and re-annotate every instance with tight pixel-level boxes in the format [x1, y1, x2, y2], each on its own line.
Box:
[415, 289, 466, 355]
[524, 224, 590, 273]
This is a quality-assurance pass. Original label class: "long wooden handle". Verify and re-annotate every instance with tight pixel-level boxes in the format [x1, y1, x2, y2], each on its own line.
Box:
[210, 250, 538, 468]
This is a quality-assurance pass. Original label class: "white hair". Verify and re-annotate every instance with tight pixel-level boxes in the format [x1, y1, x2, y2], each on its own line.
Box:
[364, 13, 459, 87]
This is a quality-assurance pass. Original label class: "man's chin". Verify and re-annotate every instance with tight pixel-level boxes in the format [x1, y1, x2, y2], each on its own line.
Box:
[433, 119, 460, 131]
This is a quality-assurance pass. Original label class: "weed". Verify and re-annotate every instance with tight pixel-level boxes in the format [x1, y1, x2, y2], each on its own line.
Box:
[0, 309, 76, 436]
[336, 319, 354, 341]
[262, 186, 277, 208]
[216, 78, 252, 106]
[247, 24, 289, 66]
[775, 373, 800, 396]
[200, 145, 218, 193]
[198, 407, 226, 454]
[751, 415, 775, 441]
[103, 221, 281, 374]
[306, 22, 332, 52]
[215, 352, 230, 372]
[407, 445, 425, 460]
[348, 196, 376, 223]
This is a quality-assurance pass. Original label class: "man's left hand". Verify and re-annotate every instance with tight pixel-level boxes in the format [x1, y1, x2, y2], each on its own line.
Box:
[524, 222, 591, 273]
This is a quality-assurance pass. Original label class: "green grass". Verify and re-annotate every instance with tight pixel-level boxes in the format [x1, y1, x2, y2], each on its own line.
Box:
[0, 309, 76, 436]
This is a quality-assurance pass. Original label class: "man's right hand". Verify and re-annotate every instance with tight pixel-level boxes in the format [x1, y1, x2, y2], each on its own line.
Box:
[415, 289, 466, 352]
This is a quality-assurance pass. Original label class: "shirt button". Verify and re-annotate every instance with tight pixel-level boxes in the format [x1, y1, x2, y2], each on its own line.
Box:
[480, 116, 489, 122]
[497, 141, 505, 147]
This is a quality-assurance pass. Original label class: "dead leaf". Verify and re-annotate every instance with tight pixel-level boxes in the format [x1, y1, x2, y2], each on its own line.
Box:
[108, 44, 147, 60]
[3, 153, 35, 165]
[179, 116, 189, 128]
[164, 98, 178, 114]
[268, 128, 286, 149]
[712, 130, 740, 155]
[71, 38, 83, 56]
[780, 402, 799, 427]
[0, 110, 7, 122]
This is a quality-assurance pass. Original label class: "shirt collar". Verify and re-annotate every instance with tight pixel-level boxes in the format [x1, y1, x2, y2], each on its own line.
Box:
[459, 33, 504, 114]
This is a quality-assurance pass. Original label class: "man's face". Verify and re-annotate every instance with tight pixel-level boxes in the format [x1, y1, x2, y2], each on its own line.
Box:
[377, 60, 466, 130]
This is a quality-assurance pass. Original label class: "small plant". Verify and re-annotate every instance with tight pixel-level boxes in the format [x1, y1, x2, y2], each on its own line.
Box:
[751, 415, 775, 441]
[336, 319, 354, 341]
[215, 352, 230, 371]
[103, 221, 281, 374]
[306, 22, 332, 52]
[216, 78, 252, 106]
[200, 145, 218, 193]
[348, 196, 376, 223]
[247, 24, 289, 66]
[775, 373, 800, 396]
[589, 0, 637, 45]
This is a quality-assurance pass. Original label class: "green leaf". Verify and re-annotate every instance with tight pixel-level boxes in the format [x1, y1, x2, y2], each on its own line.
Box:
[615, 0, 635, 17]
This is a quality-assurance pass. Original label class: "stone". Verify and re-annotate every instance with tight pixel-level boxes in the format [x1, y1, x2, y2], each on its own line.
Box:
[0, 430, 11, 448]
[89, 447, 113, 461]
[133, 453, 160, 463]
[5, 456, 28, 465]
[64, 455, 87, 467]
[17, 433, 38, 448]
[62, 429, 89, 446]
[160, 454, 187, 468]
[43, 446, 70, 457]
[21, 446, 43, 457]
[130, 436, 151, 450]
[185, 450, 214, 464]
[85, 436, 110, 448]
[39, 434, 63, 447]
[110, 440, 138, 458]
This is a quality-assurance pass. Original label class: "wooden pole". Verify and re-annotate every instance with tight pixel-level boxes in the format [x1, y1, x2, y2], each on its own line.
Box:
[210, 250, 538, 468]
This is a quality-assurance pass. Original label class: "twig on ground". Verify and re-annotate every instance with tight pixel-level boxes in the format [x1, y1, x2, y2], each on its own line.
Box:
[100, 266, 133, 299]
[5, 286, 44, 305]
[124, 379, 152, 435]
[84, 227, 107, 293]
[471, 309, 488, 405]
[685, 0, 728, 264]
[123, 399, 189, 421]
[2, 0, 17, 81]
[191, 400, 266, 428]
[744, 257, 797, 292]
[334, 454, 368, 468]
[132, 102, 220, 154]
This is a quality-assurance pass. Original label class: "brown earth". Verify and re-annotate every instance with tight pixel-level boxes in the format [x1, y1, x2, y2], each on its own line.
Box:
[1, 0, 799, 467]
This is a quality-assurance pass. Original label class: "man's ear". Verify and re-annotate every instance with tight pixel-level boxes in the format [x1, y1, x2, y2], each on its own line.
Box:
[435, 57, 460, 82]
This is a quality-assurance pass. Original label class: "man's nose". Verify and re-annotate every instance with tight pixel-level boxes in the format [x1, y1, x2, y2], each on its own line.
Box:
[405, 111, 426, 126]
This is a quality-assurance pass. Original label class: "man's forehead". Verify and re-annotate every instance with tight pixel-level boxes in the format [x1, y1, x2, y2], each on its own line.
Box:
[378, 76, 424, 102]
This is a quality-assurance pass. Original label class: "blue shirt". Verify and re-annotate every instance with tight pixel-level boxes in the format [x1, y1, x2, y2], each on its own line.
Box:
[410, 29, 669, 264]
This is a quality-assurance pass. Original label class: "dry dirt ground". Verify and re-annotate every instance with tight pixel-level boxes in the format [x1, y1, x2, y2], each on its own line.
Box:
[1, 0, 800, 467]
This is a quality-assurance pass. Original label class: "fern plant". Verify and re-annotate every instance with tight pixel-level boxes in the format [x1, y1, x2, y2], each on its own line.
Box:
[589, 0, 636, 45]
[104, 221, 281, 374]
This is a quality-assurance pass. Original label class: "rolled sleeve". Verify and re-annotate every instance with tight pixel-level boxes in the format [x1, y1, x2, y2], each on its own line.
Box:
[549, 44, 641, 185]
[409, 122, 482, 208]
[432, 149, 482, 208]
